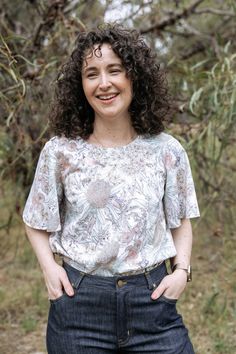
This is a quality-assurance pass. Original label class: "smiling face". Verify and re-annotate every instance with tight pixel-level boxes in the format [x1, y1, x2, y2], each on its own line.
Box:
[81, 43, 132, 123]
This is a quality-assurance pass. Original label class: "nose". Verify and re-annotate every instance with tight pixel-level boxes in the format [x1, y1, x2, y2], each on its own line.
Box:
[99, 73, 112, 90]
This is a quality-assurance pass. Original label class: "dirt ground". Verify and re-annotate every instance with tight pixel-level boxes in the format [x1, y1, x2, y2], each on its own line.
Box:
[0, 324, 47, 354]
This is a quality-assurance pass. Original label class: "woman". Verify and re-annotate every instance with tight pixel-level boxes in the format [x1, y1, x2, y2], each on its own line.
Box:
[23, 24, 200, 354]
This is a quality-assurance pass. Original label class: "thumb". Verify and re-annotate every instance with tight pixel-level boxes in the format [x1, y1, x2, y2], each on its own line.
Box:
[61, 274, 74, 297]
[151, 282, 166, 300]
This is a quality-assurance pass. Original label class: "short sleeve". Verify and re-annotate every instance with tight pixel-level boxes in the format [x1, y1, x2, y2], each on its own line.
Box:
[22, 139, 63, 232]
[163, 138, 200, 229]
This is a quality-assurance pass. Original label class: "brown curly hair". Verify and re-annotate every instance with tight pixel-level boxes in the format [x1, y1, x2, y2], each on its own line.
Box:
[49, 23, 173, 139]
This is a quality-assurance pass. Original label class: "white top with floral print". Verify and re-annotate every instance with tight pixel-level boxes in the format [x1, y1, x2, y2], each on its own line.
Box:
[23, 132, 200, 276]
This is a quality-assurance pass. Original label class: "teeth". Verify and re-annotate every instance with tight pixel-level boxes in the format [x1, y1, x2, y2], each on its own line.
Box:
[98, 94, 117, 100]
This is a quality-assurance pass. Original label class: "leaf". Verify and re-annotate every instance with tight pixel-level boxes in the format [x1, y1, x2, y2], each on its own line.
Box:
[189, 87, 204, 115]
[210, 62, 219, 79]
[6, 111, 14, 127]
[224, 41, 231, 54]
[8, 68, 18, 83]
[190, 59, 209, 71]
[14, 54, 42, 67]
[20, 79, 26, 97]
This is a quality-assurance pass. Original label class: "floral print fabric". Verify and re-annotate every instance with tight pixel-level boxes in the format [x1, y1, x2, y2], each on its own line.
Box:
[23, 133, 200, 276]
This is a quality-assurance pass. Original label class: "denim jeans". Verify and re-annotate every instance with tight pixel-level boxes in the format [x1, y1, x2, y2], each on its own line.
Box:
[47, 262, 195, 354]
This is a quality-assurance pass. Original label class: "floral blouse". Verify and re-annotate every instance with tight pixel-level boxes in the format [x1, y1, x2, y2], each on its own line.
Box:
[23, 133, 200, 276]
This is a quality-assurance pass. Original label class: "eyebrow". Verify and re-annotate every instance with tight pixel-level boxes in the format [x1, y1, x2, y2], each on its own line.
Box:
[82, 63, 123, 74]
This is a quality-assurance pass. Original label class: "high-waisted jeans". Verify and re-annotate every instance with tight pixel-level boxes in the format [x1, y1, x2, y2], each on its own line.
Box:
[47, 261, 195, 353]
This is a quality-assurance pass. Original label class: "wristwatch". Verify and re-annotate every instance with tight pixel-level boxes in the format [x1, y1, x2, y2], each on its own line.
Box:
[172, 263, 192, 282]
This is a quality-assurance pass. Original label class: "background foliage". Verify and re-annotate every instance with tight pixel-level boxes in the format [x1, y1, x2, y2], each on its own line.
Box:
[0, 1, 236, 353]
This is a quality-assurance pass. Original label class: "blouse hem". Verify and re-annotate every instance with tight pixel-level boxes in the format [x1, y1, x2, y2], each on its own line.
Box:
[22, 217, 61, 233]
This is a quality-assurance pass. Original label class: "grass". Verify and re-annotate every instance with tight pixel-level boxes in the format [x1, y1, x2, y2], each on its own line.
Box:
[0, 204, 236, 353]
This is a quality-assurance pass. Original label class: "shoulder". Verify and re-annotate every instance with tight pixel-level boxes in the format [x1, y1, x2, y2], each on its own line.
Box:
[42, 135, 78, 154]
[142, 132, 185, 153]
[161, 133, 186, 153]
[43, 135, 69, 149]
[143, 133, 189, 170]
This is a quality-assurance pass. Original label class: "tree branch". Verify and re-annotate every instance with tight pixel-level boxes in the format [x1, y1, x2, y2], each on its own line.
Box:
[33, 0, 68, 47]
[119, 0, 153, 23]
[180, 41, 206, 60]
[140, 0, 206, 34]
[162, 28, 192, 38]
[194, 8, 236, 17]
[64, 0, 86, 15]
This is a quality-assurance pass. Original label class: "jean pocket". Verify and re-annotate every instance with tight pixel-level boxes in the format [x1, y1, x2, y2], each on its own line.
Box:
[49, 292, 69, 304]
[63, 263, 85, 291]
[159, 295, 178, 304]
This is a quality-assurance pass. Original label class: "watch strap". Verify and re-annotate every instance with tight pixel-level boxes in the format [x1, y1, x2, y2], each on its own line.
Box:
[172, 263, 192, 282]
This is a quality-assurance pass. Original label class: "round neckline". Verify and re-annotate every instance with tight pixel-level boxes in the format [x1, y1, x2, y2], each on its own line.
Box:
[80, 134, 141, 151]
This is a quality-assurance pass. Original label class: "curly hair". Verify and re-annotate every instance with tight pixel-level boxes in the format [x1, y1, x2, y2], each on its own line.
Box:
[49, 23, 173, 139]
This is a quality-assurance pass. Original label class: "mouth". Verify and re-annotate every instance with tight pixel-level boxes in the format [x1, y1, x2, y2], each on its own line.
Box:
[96, 93, 119, 102]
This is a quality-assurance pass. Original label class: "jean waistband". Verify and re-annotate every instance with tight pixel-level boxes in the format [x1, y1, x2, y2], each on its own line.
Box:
[63, 259, 167, 290]
[63, 256, 163, 277]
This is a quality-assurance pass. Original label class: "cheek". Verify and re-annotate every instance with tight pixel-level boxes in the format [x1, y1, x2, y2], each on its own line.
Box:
[126, 83, 133, 103]
[82, 81, 94, 102]
[124, 79, 132, 98]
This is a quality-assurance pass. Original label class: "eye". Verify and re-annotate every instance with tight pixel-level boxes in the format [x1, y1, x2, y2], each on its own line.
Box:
[87, 73, 97, 79]
[110, 69, 122, 75]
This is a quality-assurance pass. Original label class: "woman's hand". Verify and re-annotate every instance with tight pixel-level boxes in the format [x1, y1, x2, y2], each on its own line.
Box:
[42, 261, 74, 300]
[151, 269, 187, 300]
[150, 218, 193, 301]
[24, 226, 74, 301]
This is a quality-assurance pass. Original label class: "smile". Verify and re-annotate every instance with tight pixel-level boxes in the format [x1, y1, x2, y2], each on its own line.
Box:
[96, 93, 119, 101]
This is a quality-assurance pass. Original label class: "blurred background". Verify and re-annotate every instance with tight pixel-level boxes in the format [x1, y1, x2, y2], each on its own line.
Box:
[0, 0, 235, 353]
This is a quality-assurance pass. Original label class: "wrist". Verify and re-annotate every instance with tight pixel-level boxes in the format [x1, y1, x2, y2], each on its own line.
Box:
[173, 268, 188, 282]
[172, 263, 192, 282]
[40, 256, 57, 272]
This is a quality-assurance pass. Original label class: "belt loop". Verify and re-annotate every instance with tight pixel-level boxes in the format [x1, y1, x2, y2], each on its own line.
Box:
[144, 271, 156, 290]
[72, 273, 85, 290]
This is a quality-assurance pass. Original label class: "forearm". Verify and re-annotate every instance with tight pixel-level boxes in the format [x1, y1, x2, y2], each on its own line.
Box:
[170, 218, 193, 269]
[151, 218, 193, 300]
[24, 224, 74, 298]
[24, 224, 56, 271]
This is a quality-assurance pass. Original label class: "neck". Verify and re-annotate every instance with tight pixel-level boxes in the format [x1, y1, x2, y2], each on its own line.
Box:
[92, 116, 136, 145]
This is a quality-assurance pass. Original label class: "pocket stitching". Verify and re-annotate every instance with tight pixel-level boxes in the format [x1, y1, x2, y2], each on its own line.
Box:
[49, 293, 68, 304]
[160, 295, 178, 304]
